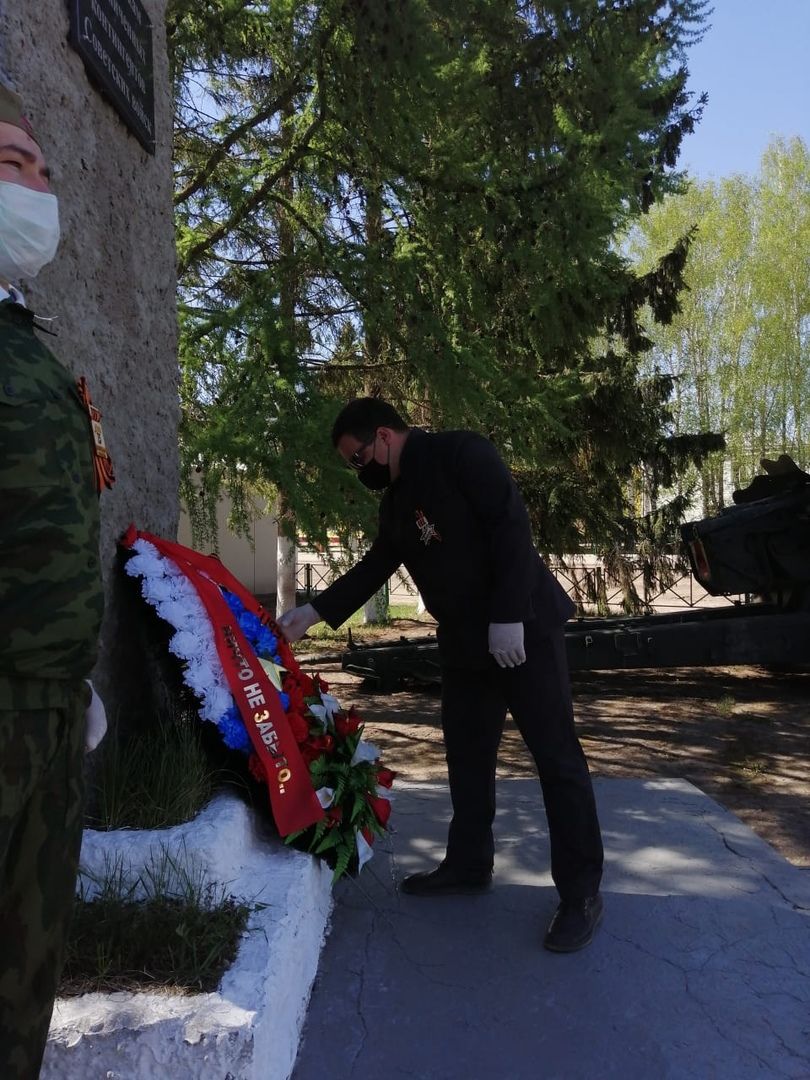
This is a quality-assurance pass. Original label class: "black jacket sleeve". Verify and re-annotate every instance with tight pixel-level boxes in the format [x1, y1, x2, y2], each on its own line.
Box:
[310, 508, 402, 629]
[452, 433, 539, 624]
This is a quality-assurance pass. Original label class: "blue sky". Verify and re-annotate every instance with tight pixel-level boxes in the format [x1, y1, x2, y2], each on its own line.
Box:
[680, 0, 810, 180]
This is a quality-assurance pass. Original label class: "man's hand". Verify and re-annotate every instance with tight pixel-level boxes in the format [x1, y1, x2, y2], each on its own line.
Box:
[84, 680, 107, 752]
[276, 602, 322, 643]
[488, 622, 526, 668]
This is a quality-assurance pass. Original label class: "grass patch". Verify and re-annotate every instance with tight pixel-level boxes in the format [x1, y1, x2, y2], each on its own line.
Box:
[305, 608, 368, 641]
[729, 754, 767, 778]
[300, 603, 429, 646]
[714, 694, 736, 718]
[388, 603, 421, 620]
[61, 849, 255, 996]
[87, 709, 221, 831]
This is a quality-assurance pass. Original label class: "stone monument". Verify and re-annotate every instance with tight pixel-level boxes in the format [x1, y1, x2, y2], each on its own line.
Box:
[0, 0, 180, 727]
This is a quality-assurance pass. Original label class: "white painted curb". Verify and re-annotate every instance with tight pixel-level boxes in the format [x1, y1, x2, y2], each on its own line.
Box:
[42, 792, 333, 1080]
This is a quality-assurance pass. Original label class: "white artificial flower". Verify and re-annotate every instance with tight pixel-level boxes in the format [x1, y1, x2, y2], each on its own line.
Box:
[316, 787, 335, 809]
[168, 630, 200, 660]
[206, 685, 234, 721]
[307, 704, 329, 731]
[182, 660, 215, 696]
[351, 740, 380, 766]
[160, 599, 205, 633]
[125, 551, 163, 580]
[141, 575, 176, 604]
[195, 638, 220, 669]
[355, 829, 374, 870]
[123, 554, 148, 579]
[169, 574, 200, 600]
[131, 540, 163, 570]
[125, 538, 250, 732]
[318, 692, 342, 721]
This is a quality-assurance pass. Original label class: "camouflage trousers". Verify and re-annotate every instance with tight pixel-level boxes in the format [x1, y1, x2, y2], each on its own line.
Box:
[0, 687, 86, 1080]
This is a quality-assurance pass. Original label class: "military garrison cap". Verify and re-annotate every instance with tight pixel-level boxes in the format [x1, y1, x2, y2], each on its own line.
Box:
[0, 84, 38, 143]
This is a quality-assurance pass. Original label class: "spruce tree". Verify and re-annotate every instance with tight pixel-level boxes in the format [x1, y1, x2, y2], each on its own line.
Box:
[169, 0, 716, 573]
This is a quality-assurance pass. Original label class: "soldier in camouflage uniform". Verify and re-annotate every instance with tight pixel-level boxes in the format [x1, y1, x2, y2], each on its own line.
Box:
[0, 85, 108, 1078]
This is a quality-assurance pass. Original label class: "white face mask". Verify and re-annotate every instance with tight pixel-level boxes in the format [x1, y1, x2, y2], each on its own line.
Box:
[0, 179, 60, 281]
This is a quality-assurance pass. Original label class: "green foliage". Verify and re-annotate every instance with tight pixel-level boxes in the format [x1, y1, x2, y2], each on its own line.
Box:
[284, 700, 390, 881]
[293, 603, 425, 647]
[87, 709, 221, 831]
[631, 137, 810, 513]
[170, 0, 713, 557]
[302, 607, 368, 640]
[61, 848, 253, 995]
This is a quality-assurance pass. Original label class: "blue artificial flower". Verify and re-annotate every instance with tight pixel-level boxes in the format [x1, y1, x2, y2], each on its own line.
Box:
[223, 590, 245, 617]
[223, 592, 282, 660]
[221, 589, 293, 717]
[218, 705, 252, 753]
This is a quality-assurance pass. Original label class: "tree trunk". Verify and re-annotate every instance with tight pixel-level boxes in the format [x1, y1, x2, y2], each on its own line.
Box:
[275, 499, 297, 616]
[363, 584, 389, 625]
[275, 85, 299, 619]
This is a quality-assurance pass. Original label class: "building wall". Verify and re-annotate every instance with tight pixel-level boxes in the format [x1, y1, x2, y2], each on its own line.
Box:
[0, 1, 179, 725]
[178, 498, 280, 599]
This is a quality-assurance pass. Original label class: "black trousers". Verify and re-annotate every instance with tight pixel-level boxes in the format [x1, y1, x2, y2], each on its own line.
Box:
[440, 626, 603, 901]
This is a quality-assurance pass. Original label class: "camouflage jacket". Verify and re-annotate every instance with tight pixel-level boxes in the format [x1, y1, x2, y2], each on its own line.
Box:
[0, 298, 103, 707]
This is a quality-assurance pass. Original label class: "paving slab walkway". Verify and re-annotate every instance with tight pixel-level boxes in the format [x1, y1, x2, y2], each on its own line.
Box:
[292, 777, 810, 1080]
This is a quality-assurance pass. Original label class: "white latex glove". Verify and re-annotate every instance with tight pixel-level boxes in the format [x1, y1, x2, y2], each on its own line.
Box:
[488, 622, 526, 669]
[276, 602, 322, 643]
[84, 680, 108, 752]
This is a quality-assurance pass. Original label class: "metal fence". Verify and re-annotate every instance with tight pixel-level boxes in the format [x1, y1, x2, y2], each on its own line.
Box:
[546, 555, 739, 615]
[296, 547, 739, 613]
[296, 562, 333, 599]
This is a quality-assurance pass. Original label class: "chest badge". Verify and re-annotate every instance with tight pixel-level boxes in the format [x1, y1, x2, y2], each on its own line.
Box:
[77, 376, 116, 492]
[415, 509, 441, 546]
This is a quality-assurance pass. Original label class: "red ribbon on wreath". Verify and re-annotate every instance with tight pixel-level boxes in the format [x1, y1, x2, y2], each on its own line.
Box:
[121, 527, 325, 836]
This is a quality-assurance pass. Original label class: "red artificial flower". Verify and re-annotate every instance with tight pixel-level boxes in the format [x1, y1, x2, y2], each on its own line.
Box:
[299, 742, 322, 766]
[315, 674, 330, 693]
[284, 680, 306, 715]
[327, 805, 343, 826]
[248, 754, 265, 783]
[376, 767, 397, 789]
[334, 711, 362, 739]
[361, 826, 374, 846]
[276, 637, 296, 668]
[366, 794, 391, 828]
[301, 734, 334, 763]
[287, 710, 310, 744]
[299, 672, 316, 696]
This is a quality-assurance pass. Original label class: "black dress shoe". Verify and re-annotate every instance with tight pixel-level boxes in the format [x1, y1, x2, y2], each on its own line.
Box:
[543, 894, 603, 952]
[400, 862, 493, 896]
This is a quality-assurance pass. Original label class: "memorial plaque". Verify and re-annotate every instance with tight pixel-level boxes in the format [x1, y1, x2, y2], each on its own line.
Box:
[68, 0, 155, 154]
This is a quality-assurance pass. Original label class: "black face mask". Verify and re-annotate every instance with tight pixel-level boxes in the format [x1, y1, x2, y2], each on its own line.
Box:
[357, 438, 392, 490]
[357, 457, 391, 490]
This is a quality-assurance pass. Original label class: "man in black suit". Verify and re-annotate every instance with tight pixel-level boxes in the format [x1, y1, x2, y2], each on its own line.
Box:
[278, 398, 604, 951]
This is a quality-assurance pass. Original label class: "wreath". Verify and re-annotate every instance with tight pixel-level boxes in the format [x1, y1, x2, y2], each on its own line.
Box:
[122, 528, 394, 879]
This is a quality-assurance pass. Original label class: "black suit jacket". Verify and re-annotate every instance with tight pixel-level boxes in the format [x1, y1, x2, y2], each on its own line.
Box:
[313, 429, 574, 668]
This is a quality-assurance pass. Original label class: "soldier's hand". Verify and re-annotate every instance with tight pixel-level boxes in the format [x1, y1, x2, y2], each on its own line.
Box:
[277, 602, 322, 643]
[488, 622, 526, 668]
[84, 680, 108, 752]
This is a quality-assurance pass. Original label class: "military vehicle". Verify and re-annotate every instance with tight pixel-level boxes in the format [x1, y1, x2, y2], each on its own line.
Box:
[338, 456, 810, 691]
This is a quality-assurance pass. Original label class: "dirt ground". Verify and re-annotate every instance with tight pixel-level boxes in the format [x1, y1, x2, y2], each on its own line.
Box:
[295, 620, 810, 868]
